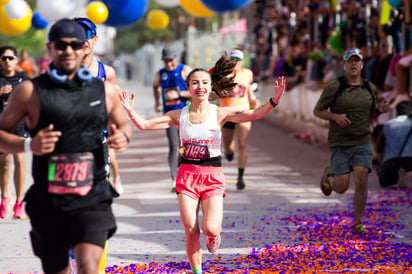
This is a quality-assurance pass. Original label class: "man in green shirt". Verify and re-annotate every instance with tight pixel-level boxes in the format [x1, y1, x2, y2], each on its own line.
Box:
[314, 48, 390, 233]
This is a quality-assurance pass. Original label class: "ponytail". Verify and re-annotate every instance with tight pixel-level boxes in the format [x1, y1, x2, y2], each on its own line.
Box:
[186, 52, 237, 98]
[210, 52, 237, 98]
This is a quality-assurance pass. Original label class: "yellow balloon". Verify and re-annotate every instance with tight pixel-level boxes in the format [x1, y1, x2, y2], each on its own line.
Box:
[147, 9, 169, 30]
[180, 0, 214, 17]
[0, 3, 32, 36]
[86, 1, 108, 24]
[0, 0, 10, 4]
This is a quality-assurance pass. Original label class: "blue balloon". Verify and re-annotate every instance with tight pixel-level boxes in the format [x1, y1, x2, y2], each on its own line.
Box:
[91, 0, 148, 28]
[388, 0, 402, 7]
[201, 0, 252, 13]
[31, 11, 48, 29]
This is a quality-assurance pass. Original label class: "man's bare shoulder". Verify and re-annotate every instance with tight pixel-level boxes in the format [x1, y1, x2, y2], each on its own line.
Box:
[13, 80, 35, 97]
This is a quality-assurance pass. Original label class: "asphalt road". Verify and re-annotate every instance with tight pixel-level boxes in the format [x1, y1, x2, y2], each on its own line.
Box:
[0, 81, 410, 273]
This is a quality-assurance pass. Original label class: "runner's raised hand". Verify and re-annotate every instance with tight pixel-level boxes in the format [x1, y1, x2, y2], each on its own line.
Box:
[272, 76, 285, 104]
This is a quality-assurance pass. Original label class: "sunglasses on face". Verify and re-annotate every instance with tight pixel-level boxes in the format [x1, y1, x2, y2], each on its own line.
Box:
[231, 56, 242, 61]
[1, 55, 17, 62]
[53, 40, 85, 51]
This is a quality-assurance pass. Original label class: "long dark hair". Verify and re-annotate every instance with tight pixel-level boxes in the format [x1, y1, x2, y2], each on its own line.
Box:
[187, 52, 237, 98]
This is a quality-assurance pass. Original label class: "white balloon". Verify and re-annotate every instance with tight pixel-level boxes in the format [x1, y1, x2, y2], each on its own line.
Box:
[4, 0, 29, 20]
[37, 0, 76, 22]
[155, 0, 180, 7]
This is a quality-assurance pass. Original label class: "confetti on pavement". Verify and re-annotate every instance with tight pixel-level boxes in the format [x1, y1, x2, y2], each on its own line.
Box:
[106, 188, 412, 273]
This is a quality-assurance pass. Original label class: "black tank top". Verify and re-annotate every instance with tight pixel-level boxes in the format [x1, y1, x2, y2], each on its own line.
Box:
[26, 74, 116, 211]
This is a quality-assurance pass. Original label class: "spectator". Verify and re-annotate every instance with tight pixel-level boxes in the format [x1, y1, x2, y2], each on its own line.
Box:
[378, 101, 412, 187]
[250, 37, 272, 82]
[394, 47, 412, 100]
[37, 52, 51, 74]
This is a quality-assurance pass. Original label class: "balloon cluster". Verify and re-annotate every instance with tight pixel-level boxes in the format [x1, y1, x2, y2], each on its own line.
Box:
[0, 0, 255, 37]
[0, 0, 32, 36]
[178, 0, 252, 17]
[149, 0, 251, 30]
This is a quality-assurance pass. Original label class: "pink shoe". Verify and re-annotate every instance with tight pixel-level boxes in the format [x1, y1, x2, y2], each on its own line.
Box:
[13, 200, 26, 219]
[0, 190, 12, 219]
[206, 235, 221, 254]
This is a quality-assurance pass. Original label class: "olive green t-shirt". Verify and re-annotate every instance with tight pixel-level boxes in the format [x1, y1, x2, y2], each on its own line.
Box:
[315, 78, 377, 147]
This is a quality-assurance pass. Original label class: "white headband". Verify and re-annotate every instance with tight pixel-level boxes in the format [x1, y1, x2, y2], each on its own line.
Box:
[230, 49, 244, 60]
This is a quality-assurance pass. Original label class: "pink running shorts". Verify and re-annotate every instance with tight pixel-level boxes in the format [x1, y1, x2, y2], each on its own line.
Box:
[176, 164, 226, 201]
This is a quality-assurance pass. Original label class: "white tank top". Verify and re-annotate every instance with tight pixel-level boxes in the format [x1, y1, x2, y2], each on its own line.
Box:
[179, 104, 221, 161]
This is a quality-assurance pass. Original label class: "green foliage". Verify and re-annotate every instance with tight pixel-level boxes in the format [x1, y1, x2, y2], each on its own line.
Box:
[0, 28, 47, 58]
[114, 0, 184, 54]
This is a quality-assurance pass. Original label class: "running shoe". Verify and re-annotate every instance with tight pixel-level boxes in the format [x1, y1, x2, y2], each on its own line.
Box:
[113, 178, 124, 195]
[353, 221, 367, 233]
[13, 200, 26, 219]
[170, 180, 176, 193]
[320, 166, 333, 196]
[206, 235, 221, 253]
[0, 190, 12, 219]
[225, 152, 234, 162]
[236, 179, 245, 190]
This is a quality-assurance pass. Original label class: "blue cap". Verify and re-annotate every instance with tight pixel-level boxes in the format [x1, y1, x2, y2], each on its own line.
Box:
[343, 48, 363, 61]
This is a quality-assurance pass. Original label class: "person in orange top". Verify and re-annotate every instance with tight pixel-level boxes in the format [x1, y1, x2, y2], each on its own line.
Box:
[219, 49, 257, 190]
[17, 49, 39, 78]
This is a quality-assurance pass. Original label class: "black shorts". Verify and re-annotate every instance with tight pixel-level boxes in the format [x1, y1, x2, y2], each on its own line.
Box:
[26, 200, 116, 273]
[223, 121, 236, 129]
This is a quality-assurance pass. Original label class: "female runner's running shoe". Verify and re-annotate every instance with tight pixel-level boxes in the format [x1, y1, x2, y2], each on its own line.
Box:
[206, 235, 221, 253]
[13, 200, 26, 219]
[0, 190, 12, 219]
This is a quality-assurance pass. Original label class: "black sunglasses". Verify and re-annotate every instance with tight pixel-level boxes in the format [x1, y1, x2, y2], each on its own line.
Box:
[1, 55, 17, 61]
[53, 40, 85, 51]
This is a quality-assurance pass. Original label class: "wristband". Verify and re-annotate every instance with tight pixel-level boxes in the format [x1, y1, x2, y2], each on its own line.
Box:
[123, 132, 130, 143]
[269, 97, 279, 108]
[24, 137, 32, 152]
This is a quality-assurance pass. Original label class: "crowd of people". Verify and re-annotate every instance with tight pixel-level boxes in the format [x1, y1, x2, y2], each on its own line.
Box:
[250, 0, 412, 99]
[250, 0, 412, 181]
